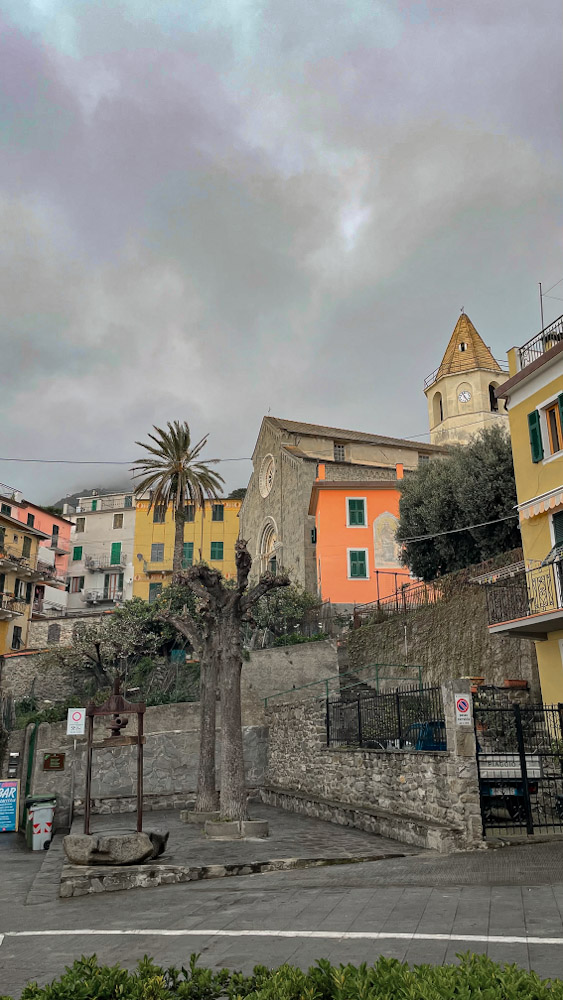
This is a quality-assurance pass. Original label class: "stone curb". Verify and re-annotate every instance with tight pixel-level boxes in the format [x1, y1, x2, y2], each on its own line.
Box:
[59, 851, 407, 898]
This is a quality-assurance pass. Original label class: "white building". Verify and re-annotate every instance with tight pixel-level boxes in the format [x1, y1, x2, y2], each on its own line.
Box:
[66, 490, 136, 611]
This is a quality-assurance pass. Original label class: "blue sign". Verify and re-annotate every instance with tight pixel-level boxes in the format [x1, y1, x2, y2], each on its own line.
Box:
[0, 779, 19, 832]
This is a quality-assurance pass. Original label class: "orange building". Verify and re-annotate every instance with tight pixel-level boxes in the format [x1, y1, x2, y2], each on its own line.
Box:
[309, 465, 411, 607]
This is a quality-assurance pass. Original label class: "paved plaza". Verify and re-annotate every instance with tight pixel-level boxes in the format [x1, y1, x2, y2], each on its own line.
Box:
[2, 809, 563, 995]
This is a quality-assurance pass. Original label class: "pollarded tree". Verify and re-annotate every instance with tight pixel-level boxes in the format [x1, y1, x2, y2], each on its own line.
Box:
[161, 540, 289, 820]
[131, 421, 224, 573]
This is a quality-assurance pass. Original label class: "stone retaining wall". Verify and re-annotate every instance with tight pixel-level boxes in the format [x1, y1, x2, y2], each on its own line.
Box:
[264, 681, 483, 853]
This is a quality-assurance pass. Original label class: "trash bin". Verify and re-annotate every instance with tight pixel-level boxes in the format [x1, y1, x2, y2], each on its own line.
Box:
[24, 795, 57, 851]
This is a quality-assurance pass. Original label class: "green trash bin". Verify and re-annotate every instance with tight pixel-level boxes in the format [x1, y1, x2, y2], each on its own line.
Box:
[24, 794, 57, 850]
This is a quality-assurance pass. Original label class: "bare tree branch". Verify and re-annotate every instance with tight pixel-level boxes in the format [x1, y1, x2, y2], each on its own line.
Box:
[156, 610, 203, 652]
[241, 573, 290, 614]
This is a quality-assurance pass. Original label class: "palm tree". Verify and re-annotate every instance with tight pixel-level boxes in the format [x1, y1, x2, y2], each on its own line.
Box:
[131, 421, 224, 574]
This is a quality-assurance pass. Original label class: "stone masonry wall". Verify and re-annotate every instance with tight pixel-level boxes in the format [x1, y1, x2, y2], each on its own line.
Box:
[23, 701, 268, 827]
[27, 611, 106, 648]
[241, 640, 339, 723]
[348, 584, 541, 697]
[0, 650, 89, 704]
[264, 681, 482, 852]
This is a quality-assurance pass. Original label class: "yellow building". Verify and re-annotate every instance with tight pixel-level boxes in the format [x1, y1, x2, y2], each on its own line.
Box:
[486, 315, 563, 702]
[424, 312, 509, 445]
[0, 509, 47, 653]
[132, 497, 242, 602]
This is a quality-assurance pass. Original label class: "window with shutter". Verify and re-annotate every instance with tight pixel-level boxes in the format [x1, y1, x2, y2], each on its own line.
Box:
[347, 498, 366, 526]
[151, 543, 164, 562]
[148, 582, 163, 604]
[553, 512, 563, 548]
[110, 542, 121, 565]
[348, 549, 368, 579]
[210, 541, 223, 560]
[182, 542, 194, 568]
[72, 545, 83, 562]
[528, 410, 544, 463]
[22, 536, 31, 559]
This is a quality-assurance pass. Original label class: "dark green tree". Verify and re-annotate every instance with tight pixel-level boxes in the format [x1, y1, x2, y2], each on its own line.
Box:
[397, 426, 521, 581]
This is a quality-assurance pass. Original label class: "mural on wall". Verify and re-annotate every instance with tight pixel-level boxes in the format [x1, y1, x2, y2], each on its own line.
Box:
[373, 512, 400, 567]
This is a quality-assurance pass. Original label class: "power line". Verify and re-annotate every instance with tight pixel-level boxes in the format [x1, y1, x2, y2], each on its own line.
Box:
[401, 512, 519, 543]
[0, 456, 252, 465]
[543, 276, 563, 295]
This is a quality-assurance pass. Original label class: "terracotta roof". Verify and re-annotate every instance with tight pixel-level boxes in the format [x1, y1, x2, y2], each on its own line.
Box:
[437, 313, 502, 380]
[268, 417, 445, 453]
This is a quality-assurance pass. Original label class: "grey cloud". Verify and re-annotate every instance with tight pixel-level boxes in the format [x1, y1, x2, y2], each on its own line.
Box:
[0, 0, 560, 503]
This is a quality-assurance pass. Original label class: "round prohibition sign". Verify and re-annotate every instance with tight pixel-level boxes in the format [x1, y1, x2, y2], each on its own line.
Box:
[71, 711, 83, 722]
[456, 697, 470, 714]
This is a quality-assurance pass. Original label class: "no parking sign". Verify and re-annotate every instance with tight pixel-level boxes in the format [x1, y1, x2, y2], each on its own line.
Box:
[455, 694, 472, 727]
[66, 708, 86, 736]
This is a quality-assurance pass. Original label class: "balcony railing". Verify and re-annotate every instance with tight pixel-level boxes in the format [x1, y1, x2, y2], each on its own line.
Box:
[518, 313, 563, 370]
[424, 359, 509, 390]
[485, 562, 563, 626]
[49, 535, 70, 554]
[81, 588, 124, 604]
[0, 594, 27, 616]
[84, 552, 127, 570]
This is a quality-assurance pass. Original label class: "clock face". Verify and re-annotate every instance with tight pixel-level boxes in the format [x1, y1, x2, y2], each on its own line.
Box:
[458, 390, 472, 402]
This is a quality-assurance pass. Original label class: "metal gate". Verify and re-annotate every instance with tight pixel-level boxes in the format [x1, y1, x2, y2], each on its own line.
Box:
[474, 696, 563, 836]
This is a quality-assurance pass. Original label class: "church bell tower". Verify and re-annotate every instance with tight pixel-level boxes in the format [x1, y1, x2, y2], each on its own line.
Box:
[424, 312, 509, 445]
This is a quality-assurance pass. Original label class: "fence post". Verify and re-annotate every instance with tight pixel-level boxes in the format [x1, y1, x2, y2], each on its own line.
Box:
[357, 696, 363, 748]
[513, 704, 534, 836]
[441, 680, 482, 849]
[395, 690, 402, 746]
[326, 696, 330, 747]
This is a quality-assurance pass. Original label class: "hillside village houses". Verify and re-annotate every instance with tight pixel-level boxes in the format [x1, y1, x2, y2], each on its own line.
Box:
[482, 313, 563, 704]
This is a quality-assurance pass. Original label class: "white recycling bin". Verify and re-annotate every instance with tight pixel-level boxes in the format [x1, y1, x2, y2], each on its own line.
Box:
[25, 795, 56, 850]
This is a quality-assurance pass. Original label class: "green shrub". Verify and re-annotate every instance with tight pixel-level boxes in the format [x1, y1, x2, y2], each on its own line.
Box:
[273, 632, 327, 647]
[3, 952, 563, 1000]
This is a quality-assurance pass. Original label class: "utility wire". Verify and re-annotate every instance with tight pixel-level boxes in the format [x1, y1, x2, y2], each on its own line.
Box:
[0, 456, 252, 465]
[543, 276, 563, 295]
[401, 512, 519, 543]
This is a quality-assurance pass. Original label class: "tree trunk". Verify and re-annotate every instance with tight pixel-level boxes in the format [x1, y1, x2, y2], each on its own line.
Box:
[194, 648, 219, 812]
[218, 623, 248, 820]
[173, 508, 186, 574]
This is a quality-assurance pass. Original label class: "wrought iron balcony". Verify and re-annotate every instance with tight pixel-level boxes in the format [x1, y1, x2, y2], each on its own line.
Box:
[84, 552, 127, 570]
[485, 561, 563, 638]
[0, 594, 27, 619]
[518, 313, 563, 370]
[49, 535, 70, 554]
[81, 588, 124, 604]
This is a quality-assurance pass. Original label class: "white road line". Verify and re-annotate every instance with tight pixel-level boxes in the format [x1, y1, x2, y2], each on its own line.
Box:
[2, 929, 563, 946]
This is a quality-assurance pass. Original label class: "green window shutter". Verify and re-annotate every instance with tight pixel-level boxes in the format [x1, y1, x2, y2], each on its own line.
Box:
[91, 499, 97, 511]
[347, 499, 366, 525]
[210, 541, 223, 560]
[22, 536, 31, 558]
[182, 542, 194, 568]
[72, 545, 82, 561]
[148, 582, 163, 604]
[349, 550, 367, 578]
[528, 410, 544, 463]
[557, 393, 563, 432]
[110, 542, 121, 565]
[25, 581, 33, 604]
[553, 512, 563, 547]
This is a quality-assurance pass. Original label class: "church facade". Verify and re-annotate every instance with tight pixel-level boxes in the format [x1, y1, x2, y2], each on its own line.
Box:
[424, 312, 509, 446]
[239, 416, 443, 597]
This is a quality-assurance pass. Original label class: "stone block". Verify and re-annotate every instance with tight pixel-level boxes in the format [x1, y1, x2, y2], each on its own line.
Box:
[241, 820, 269, 838]
[205, 821, 242, 840]
[63, 833, 154, 866]
[181, 810, 220, 824]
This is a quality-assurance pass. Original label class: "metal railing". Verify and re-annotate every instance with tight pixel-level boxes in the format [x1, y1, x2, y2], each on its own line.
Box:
[354, 580, 443, 626]
[518, 313, 563, 370]
[85, 552, 127, 570]
[49, 535, 70, 553]
[0, 594, 26, 616]
[424, 359, 508, 390]
[327, 684, 445, 750]
[263, 662, 423, 707]
[485, 562, 563, 625]
[81, 588, 123, 604]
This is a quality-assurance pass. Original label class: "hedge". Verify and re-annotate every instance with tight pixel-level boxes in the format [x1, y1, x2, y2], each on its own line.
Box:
[3, 952, 563, 999]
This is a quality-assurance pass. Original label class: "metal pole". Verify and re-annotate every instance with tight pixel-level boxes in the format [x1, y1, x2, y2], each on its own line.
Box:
[539, 282, 544, 330]
[395, 690, 402, 747]
[357, 696, 363, 748]
[84, 715, 94, 836]
[68, 738, 77, 829]
[514, 704, 534, 836]
[325, 696, 330, 746]
[137, 712, 144, 833]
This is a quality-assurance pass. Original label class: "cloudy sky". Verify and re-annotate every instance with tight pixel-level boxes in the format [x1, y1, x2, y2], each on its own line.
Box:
[0, 0, 561, 503]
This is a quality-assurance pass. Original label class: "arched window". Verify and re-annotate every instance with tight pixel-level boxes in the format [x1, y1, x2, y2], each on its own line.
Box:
[433, 391, 444, 424]
[47, 623, 61, 644]
[260, 519, 278, 574]
[489, 383, 499, 412]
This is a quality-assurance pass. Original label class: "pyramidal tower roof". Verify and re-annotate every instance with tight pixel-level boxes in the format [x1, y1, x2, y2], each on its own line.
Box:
[437, 313, 501, 380]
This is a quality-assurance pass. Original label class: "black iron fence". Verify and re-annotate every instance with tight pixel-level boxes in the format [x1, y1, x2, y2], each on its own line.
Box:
[518, 313, 563, 369]
[475, 699, 563, 836]
[485, 562, 563, 625]
[327, 684, 445, 751]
